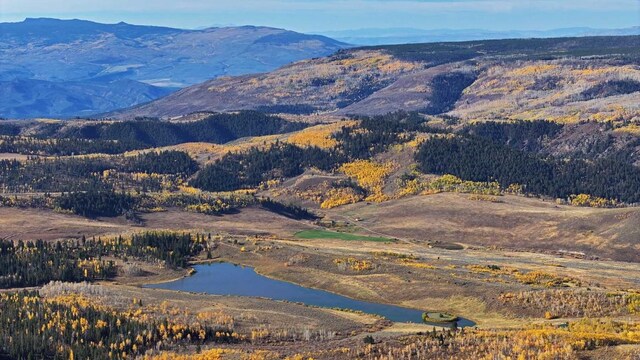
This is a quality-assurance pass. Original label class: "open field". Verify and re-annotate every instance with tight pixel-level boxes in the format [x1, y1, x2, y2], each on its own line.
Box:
[294, 229, 393, 242]
[0, 206, 313, 242]
[4, 192, 638, 262]
[327, 192, 640, 262]
[1, 191, 640, 358]
[0, 193, 640, 261]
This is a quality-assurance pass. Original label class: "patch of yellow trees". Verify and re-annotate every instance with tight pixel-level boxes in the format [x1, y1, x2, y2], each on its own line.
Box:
[340, 160, 394, 202]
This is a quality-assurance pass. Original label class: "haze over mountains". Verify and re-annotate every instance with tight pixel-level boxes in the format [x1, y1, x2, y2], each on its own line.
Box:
[0, 18, 347, 119]
[3, 17, 639, 121]
[320, 26, 640, 45]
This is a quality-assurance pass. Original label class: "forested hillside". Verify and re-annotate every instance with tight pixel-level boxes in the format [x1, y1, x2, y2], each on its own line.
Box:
[0, 112, 306, 155]
[110, 35, 640, 122]
[3, 111, 637, 222]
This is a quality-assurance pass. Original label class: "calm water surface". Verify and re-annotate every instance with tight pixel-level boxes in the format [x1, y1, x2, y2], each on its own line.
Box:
[146, 262, 474, 327]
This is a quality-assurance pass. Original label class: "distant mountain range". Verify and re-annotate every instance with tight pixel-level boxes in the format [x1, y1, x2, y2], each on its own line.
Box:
[320, 26, 640, 45]
[0, 18, 347, 118]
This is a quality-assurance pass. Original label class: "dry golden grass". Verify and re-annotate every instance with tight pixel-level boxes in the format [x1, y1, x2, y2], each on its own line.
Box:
[0, 153, 33, 161]
[0, 205, 312, 243]
[615, 124, 640, 136]
[327, 192, 640, 263]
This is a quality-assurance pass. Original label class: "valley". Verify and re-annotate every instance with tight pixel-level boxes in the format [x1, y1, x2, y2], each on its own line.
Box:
[1, 33, 640, 359]
[2, 194, 640, 358]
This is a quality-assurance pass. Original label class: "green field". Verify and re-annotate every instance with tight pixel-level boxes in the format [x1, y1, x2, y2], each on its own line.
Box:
[294, 229, 393, 242]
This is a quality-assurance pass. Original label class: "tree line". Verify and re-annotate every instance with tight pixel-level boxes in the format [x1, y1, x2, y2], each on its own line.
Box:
[0, 111, 307, 156]
[415, 135, 640, 203]
[0, 239, 116, 288]
[0, 150, 198, 193]
[0, 232, 207, 288]
[56, 189, 135, 217]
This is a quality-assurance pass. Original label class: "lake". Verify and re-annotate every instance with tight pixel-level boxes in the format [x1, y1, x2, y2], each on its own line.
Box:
[146, 262, 475, 327]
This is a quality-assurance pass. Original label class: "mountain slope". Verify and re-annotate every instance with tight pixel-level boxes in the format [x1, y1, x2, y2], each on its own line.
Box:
[111, 35, 640, 122]
[0, 78, 175, 119]
[0, 18, 348, 118]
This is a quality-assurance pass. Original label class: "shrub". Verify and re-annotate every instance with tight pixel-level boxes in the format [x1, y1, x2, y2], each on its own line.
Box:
[363, 335, 375, 344]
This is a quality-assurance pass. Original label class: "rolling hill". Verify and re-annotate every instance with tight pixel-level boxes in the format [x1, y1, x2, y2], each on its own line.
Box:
[111, 35, 640, 123]
[0, 18, 348, 118]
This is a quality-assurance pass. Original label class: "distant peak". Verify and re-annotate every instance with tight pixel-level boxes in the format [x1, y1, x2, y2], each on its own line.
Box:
[24, 17, 61, 22]
[21, 17, 91, 25]
[234, 25, 284, 31]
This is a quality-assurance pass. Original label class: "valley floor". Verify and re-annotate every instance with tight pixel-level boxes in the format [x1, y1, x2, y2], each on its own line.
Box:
[2, 192, 640, 358]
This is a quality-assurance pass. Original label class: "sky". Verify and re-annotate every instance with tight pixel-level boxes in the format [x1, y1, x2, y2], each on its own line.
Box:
[0, 0, 638, 33]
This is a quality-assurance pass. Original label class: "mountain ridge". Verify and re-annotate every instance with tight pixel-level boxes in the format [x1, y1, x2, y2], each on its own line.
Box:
[0, 18, 348, 118]
[109, 35, 640, 122]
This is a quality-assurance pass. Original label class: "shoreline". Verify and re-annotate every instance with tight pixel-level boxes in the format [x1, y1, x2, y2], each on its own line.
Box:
[144, 258, 470, 327]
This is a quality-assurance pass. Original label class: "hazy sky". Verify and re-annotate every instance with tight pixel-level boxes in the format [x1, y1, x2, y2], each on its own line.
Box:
[0, 0, 638, 32]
